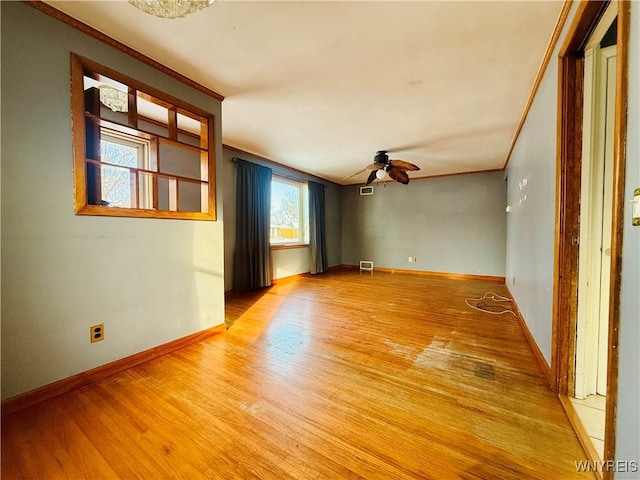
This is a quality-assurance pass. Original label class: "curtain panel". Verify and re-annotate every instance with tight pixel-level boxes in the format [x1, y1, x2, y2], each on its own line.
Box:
[308, 181, 327, 274]
[233, 159, 272, 291]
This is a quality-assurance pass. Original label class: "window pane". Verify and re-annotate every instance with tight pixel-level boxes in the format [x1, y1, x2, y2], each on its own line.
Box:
[159, 142, 201, 180]
[157, 177, 170, 211]
[137, 93, 169, 137]
[271, 180, 300, 243]
[178, 181, 202, 212]
[101, 138, 138, 169]
[100, 165, 133, 208]
[99, 131, 151, 209]
[100, 139, 138, 207]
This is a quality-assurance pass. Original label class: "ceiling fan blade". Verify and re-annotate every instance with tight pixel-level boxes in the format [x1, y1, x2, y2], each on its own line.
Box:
[342, 168, 368, 180]
[366, 163, 384, 170]
[388, 166, 410, 185]
[365, 170, 378, 186]
[390, 159, 420, 171]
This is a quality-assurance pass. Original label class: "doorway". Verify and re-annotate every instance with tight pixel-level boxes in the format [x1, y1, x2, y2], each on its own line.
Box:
[552, 1, 629, 478]
[572, 8, 617, 459]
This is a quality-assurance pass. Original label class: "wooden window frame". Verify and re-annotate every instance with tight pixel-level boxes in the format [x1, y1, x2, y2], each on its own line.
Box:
[71, 53, 216, 220]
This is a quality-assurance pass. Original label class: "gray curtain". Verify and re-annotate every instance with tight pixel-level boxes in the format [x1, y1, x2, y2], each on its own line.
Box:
[308, 181, 327, 274]
[233, 159, 272, 291]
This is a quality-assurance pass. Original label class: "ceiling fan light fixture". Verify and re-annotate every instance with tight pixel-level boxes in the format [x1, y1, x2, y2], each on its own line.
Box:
[376, 169, 387, 180]
[98, 85, 128, 112]
[128, 0, 214, 19]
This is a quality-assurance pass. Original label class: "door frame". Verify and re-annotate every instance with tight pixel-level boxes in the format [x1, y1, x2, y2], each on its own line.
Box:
[551, 0, 629, 476]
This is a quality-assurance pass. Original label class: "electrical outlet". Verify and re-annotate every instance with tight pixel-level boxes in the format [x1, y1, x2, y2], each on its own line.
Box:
[90, 324, 104, 343]
[413, 257, 417, 263]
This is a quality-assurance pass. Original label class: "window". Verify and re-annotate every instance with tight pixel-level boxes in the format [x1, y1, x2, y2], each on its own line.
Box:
[71, 54, 216, 220]
[270, 177, 309, 246]
[99, 129, 151, 208]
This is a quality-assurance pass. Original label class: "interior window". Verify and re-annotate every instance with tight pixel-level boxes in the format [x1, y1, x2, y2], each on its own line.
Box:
[99, 129, 152, 208]
[270, 177, 309, 246]
[71, 54, 216, 220]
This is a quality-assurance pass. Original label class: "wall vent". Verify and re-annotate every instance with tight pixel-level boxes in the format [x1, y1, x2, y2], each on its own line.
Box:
[359, 260, 374, 271]
[359, 186, 374, 196]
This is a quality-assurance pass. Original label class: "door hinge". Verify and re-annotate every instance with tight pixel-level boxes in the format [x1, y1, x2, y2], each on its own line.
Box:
[571, 235, 580, 246]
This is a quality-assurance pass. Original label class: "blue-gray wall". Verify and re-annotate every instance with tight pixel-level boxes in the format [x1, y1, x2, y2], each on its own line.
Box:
[341, 171, 507, 277]
[1, 2, 225, 400]
[615, 2, 640, 474]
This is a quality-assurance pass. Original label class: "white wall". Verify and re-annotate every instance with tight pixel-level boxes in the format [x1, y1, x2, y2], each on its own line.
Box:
[506, 2, 639, 473]
[342, 171, 507, 277]
[0, 2, 225, 400]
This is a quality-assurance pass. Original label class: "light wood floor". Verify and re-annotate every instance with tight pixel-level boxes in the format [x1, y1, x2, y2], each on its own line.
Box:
[1, 270, 591, 479]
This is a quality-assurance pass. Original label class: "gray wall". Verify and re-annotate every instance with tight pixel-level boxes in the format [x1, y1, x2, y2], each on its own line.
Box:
[222, 146, 342, 291]
[341, 171, 507, 276]
[504, 0, 571, 365]
[1, 2, 225, 400]
[506, 2, 639, 474]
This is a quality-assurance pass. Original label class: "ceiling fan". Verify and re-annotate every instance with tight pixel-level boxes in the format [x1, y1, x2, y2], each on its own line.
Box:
[345, 150, 420, 185]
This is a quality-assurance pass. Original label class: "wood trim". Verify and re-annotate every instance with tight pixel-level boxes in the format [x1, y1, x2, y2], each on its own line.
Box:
[207, 115, 217, 219]
[342, 264, 505, 283]
[139, 114, 200, 141]
[127, 86, 137, 128]
[552, 51, 585, 397]
[326, 265, 344, 273]
[503, 1, 574, 170]
[552, 2, 628, 478]
[224, 144, 342, 187]
[559, 1, 609, 56]
[77, 55, 215, 119]
[71, 54, 88, 214]
[603, 0, 629, 473]
[506, 286, 553, 387]
[158, 135, 206, 154]
[225, 148, 503, 189]
[225, 265, 345, 296]
[270, 244, 309, 251]
[271, 272, 309, 284]
[85, 158, 206, 185]
[72, 53, 217, 221]
[552, 1, 607, 396]
[372, 168, 505, 185]
[558, 394, 604, 478]
[25, 1, 224, 102]
[76, 205, 215, 221]
[1, 324, 227, 417]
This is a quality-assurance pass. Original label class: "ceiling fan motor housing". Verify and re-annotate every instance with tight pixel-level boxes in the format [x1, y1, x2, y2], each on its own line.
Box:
[374, 150, 389, 165]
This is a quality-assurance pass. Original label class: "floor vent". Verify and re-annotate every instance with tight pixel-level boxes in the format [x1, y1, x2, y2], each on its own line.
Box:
[359, 260, 374, 271]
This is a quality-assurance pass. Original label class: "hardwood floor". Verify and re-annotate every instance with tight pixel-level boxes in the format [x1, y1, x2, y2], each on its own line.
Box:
[1, 270, 591, 479]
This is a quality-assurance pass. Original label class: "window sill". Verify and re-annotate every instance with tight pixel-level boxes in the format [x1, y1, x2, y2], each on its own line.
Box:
[75, 205, 216, 221]
[270, 244, 309, 251]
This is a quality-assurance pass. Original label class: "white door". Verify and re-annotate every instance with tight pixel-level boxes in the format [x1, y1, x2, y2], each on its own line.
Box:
[596, 47, 616, 395]
[575, 42, 616, 399]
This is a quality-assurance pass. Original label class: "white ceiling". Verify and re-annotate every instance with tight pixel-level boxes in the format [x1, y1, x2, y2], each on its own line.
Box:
[47, 0, 564, 185]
